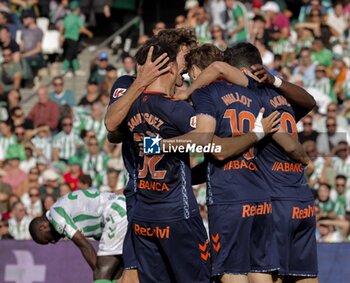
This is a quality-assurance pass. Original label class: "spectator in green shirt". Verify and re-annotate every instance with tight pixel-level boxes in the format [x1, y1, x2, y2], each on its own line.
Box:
[311, 38, 333, 67]
[317, 182, 337, 219]
[61, 1, 93, 76]
[0, 47, 22, 94]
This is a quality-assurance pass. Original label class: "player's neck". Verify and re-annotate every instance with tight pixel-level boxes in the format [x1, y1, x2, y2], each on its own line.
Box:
[145, 78, 173, 96]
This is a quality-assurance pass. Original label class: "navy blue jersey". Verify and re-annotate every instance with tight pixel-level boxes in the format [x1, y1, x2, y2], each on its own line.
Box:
[192, 81, 271, 205]
[247, 78, 313, 201]
[109, 76, 138, 197]
[125, 91, 199, 222]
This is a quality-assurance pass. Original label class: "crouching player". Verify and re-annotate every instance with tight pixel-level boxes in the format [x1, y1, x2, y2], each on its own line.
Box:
[29, 188, 128, 283]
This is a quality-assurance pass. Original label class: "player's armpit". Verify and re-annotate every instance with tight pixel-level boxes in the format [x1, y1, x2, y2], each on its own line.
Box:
[107, 130, 125, 144]
[272, 130, 310, 166]
[191, 161, 208, 185]
[187, 61, 248, 96]
[211, 133, 257, 161]
[72, 231, 97, 271]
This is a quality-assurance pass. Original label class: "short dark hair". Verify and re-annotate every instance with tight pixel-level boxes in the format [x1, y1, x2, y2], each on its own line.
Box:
[336, 174, 347, 182]
[224, 42, 262, 69]
[135, 37, 177, 68]
[319, 182, 331, 190]
[157, 28, 197, 53]
[78, 174, 93, 187]
[29, 216, 48, 244]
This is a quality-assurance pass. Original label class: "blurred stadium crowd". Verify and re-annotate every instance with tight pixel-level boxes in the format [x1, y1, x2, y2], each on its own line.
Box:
[0, 0, 350, 244]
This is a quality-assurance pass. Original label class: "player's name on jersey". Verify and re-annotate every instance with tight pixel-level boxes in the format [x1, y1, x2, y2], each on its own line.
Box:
[138, 180, 169, 191]
[134, 224, 170, 239]
[223, 159, 257, 171]
[269, 95, 291, 108]
[221, 92, 252, 107]
[271, 162, 303, 173]
[128, 113, 164, 132]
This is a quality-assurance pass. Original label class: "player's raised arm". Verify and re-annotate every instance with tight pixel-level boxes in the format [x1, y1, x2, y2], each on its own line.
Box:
[185, 61, 249, 98]
[271, 128, 310, 166]
[71, 231, 97, 270]
[251, 64, 316, 122]
[211, 109, 281, 160]
[104, 46, 170, 132]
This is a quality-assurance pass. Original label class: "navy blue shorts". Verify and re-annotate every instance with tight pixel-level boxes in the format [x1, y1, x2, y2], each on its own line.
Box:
[122, 193, 138, 269]
[208, 202, 277, 276]
[132, 215, 211, 283]
[272, 199, 318, 277]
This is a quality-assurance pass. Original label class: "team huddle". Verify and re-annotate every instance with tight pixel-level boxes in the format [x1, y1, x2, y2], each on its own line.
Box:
[29, 28, 318, 283]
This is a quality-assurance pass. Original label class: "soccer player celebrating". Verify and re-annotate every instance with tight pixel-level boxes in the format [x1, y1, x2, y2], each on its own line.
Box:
[224, 43, 318, 283]
[122, 38, 211, 282]
[29, 188, 128, 283]
[105, 28, 198, 283]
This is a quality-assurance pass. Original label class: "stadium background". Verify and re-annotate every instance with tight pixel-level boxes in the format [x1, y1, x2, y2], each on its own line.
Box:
[0, 0, 350, 282]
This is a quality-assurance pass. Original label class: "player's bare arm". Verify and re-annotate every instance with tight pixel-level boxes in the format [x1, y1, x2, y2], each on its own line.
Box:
[71, 231, 97, 271]
[272, 128, 310, 166]
[183, 61, 249, 99]
[105, 46, 170, 132]
[251, 64, 316, 121]
[211, 109, 281, 160]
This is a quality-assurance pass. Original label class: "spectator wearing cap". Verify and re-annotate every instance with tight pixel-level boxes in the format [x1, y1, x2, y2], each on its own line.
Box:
[61, 1, 93, 77]
[8, 201, 32, 239]
[52, 116, 84, 162]
[262, 1, 290, 39]
[39, 169, 60, 199]
[27, 86, 60, 131]
[222, 0, 249, 46]
[0, 121, 16, 161]
[89, 51, 110, 86]
[0, 47, 22, 94]
[293, 48, 317, 86]
[79, 79, 100, 106]
[81, 136, 109, 187]
[20, 9, 45, 77]
[63, 156, 82, 191]
[49, 76, 75, 107]
[117, 53, 136, 77]
[3, 144, 27, 194]
[251, 0, 263, 17]
[0, 25, 20, 63]
[308, 64, 336, 103]
[0, 170, 12, 214]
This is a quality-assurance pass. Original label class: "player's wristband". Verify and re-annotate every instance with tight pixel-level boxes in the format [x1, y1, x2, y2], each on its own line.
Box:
[253, 111, 265, 141]
[273, 76, 282, 88]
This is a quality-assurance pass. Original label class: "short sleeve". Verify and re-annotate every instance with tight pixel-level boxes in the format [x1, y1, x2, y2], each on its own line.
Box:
[47, 207, 78, 239]
[191, 86, 217, 119]
[108, 75, 135, 106]
[234, 6, 243, 18]
[171, 101, 196, 134]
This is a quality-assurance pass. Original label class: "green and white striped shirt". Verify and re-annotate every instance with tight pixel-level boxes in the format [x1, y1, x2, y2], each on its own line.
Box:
[52, 130, 84, 160]
[47, 189, 126, 239]
[81, 153, 110, 186]
[0, 135, 17, 157]
[84, 117, 107, 144]
[307, 77, 336, 103]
